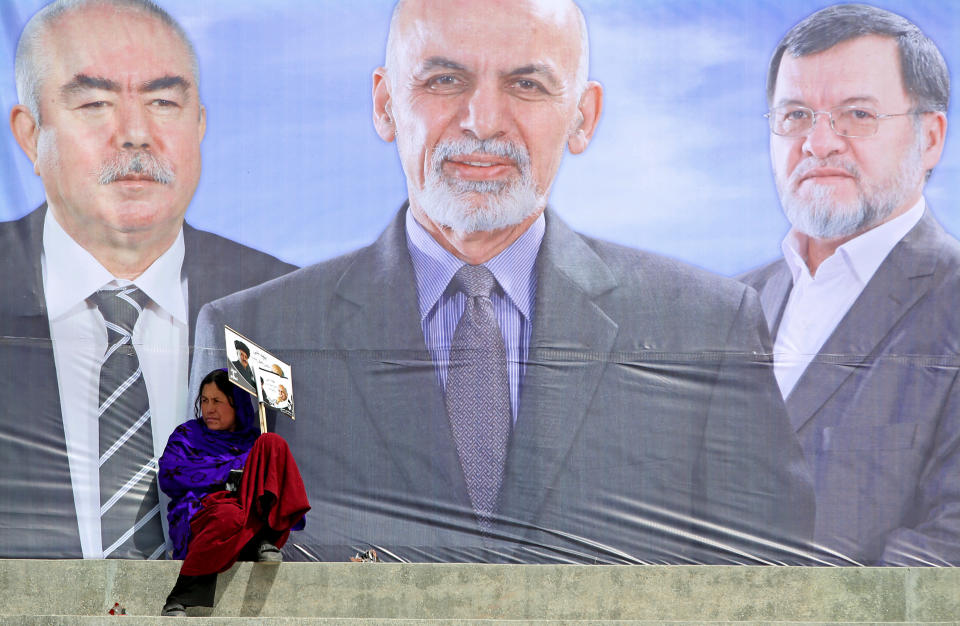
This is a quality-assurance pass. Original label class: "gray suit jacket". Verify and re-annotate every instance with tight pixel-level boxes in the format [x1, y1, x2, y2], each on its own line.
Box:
[0, 205, 296, 558]
[194, 206, 814, 564]
[741, 210, 960, 565]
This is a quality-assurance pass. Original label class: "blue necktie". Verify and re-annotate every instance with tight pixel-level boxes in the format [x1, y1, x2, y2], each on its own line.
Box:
[444, 265, 512, 530]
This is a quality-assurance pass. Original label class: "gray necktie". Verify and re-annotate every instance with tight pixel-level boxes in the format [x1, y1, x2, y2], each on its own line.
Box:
[90, 286, 165, 559]
[445, 264, 512, 529]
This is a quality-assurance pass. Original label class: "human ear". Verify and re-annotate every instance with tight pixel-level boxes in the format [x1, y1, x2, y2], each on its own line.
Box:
[372, 67, 396, 142]
[568, 81, 603, 155]
[920, 110, 947, 173]
[10, 105, 40, 173]
[198, 104, 207, 143]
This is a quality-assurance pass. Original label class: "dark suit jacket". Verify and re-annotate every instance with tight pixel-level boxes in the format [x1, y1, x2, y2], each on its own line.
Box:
[0, 205, 296, 558]
[741, 210, 960, 565]
[193, 207, 814, 564]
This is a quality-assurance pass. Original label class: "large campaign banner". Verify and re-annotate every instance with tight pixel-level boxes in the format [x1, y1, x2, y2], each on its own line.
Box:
[0, 0, 957, 566]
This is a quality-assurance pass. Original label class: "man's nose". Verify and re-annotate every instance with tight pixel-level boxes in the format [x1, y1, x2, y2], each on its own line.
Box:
[460, 82, 508, 140]
[802, 112, 847, 159]
[115, 100, 152, 150]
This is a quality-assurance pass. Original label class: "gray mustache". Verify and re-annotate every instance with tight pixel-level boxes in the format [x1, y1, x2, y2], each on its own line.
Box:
[790, 157, 860, 183]
[98, 152, 175, 185]
[432, 138, 531, 170]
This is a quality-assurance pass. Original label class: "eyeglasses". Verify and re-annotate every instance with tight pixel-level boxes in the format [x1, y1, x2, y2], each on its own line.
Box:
[765, 105, 913, 138]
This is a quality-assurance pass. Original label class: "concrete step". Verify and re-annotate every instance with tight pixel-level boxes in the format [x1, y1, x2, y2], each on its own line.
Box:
[7, 615, 957, 626]
[0, 560, 958, 622]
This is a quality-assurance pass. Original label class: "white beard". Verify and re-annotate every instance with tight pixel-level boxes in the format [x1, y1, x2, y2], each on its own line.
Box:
[776, 138, 924, 239]
[416, 137, 542, 235]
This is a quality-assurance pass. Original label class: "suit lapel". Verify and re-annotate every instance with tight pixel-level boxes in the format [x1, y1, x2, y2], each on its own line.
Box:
[183, 225, 202, 351]
[334, 208, 472, 511]
[183, 225, 203, 375]
[785, 212, 942, 432]
[758, 262, 793, 339]
[498, 212, 619, 530]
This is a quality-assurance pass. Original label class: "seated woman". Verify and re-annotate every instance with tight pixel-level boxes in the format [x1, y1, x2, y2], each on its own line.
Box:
[160, 369, 310, 617]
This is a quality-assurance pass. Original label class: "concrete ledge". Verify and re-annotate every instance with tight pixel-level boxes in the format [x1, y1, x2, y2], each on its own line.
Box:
[1, 560, 959, 622]
[11, 615, 957, 626]
[15, 615, 957, 626]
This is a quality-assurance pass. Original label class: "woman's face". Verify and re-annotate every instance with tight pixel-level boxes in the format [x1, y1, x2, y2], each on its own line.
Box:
[200, 383, 237, 432]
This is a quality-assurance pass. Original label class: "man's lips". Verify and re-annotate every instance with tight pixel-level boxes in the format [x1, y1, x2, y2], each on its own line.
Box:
[114, 174, 159, 183]
[798, 168, 855, 184]
[444, 155, 515, 180]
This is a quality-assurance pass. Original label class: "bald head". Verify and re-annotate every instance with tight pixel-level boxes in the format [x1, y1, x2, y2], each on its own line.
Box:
[385, 0, 589, 95]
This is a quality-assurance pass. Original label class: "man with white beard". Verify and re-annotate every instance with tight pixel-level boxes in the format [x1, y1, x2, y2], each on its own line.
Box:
[742, 4, 960, 565]
[193, 0, 814, 564]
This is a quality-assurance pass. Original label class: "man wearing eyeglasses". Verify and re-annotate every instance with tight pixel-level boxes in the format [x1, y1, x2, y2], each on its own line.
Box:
[742, 4, 960, 565]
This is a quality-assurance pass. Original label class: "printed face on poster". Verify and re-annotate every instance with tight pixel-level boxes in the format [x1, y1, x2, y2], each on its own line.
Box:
[224, 326, 294, 419]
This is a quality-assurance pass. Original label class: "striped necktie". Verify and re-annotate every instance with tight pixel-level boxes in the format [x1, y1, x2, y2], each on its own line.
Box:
[90, 286, 165, 559]
[444, 264, 512, 531]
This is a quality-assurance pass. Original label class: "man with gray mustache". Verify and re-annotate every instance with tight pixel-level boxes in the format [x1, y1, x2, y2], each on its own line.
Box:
[741, 4, 960, 565]
[0, 0, 295, 559]
[419, 138, 539, 233]
[98, 151, 175, 186]
[193, 0, 813, 563]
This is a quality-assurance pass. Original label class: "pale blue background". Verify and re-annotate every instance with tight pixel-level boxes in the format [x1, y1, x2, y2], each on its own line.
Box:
[1, 0, 957, 276]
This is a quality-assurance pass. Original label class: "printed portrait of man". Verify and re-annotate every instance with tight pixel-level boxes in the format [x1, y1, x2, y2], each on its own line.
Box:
[742, 4, 960, 565]
[193, 0, 814, 564]
[230, 340, 257, 392]
[0, 0, 295, 558]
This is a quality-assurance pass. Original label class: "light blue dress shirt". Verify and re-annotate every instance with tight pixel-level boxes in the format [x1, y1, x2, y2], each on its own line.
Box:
[405, 208, 545, 423]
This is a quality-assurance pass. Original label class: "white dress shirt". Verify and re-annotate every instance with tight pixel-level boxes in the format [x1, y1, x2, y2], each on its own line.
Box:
[774, 198, 925, 399]
[42, 210, 190, 558]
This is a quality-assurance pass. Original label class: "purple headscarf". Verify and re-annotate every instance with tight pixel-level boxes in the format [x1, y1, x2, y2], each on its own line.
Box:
[159, 370, 260, 559]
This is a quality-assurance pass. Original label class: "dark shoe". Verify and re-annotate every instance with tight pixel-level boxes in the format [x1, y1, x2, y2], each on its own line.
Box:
[257, 540, 282, 563]
[161, 601, 186, 617]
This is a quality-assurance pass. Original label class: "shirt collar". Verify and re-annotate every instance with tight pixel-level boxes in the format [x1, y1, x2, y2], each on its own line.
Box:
[42, 208, 187, 323]
[405, 208, 544, 320]
[781, 196, 926, 285]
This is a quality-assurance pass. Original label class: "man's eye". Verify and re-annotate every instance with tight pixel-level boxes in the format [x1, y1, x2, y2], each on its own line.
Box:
[428, 75, 460, 88]
[151, 99, 179, 108]
[849, 108, 873, 119]
[784, 108, 810, 121]
[79, 101, 109, 109]
[514, 79, 543, 92]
